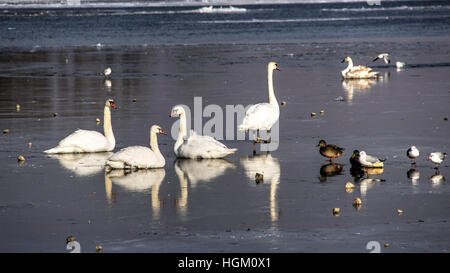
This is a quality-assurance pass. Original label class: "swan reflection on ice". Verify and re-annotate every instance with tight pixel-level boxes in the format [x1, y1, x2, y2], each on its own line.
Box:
[105, 169, 165, 219]
[240, 154, 280, 223]
[47, 152, 112, 177]
[174, 159, 236, 219]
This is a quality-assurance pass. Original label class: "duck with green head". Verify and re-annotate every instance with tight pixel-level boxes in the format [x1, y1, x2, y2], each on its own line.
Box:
[350, 150, 361, 167]
[316, 140, 344, 162]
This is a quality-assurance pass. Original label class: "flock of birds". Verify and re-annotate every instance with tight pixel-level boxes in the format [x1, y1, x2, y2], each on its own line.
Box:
[341, 53, 405, 79]
[317, 139, 447, 170]
[43, 59, 446, 176]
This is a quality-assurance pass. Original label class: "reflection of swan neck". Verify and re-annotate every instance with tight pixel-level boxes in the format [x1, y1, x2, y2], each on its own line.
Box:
[175, 113, 187, 153]
[268, 66, 278, 106]
[151, 179, 161, 220]
[103, 105, 115, 149]
[104, 174, 113, 205]
[174, 164, 188, 218]
[270, 176, 279, 222]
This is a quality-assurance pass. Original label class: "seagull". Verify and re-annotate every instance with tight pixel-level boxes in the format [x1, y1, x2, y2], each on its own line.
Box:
[358, 151, 385, 168]
[428, 152, 447, 169]
[103, 67, 112, 78]
[396, 61, 406, 69]
[407, 146, 420, 164]
[373, 53, 390, 64]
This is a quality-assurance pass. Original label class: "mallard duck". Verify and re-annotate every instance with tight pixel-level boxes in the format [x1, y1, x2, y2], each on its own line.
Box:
[350, 150, 361, 167]
[358, 151, 385, 168]
[316, 140, 344, 162]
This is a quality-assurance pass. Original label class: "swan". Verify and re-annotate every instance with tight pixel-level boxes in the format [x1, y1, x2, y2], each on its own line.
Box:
[105, 125, 166, 169]
[238, 62, 280, 143]
[44, 99, 117, 154]
[341, 56, 379, 79]
[170, 105, 237, 159]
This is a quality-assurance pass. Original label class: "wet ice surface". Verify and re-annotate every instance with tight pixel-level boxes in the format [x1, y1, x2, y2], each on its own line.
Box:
[0, 39, 449, 252]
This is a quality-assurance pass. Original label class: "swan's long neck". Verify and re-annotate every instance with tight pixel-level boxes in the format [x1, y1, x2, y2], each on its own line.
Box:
[150, 131, 162, 156]
[342, 58, 354, 76]
[175, 113, 187, 153]
[103, 106, 115, 149]
[268, 67, 278, 106]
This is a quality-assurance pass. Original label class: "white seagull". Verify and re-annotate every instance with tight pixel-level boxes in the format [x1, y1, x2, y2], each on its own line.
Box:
[407, 146, 420, 164]
[428, 152, 447, 168]
[103, 67, 112, 78]
[358, 151, 385, 168]
[373, 53, 390, 64]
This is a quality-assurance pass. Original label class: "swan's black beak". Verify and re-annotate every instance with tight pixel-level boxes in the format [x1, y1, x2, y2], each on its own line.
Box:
[341, 58, 346, 63]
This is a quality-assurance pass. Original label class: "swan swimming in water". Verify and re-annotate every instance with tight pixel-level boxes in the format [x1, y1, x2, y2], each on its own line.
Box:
[239, 62, 280, 144]
[44, 99, 117, 154]
[170, 105, 237, 159]
[341, 56, 379, 79]
[105, 125, 166, 169]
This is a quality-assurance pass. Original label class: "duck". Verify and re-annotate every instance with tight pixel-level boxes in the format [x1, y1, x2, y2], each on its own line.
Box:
[105, 125, 166, 169]
[428, 152, 447, 169]
[341, 56, 379, 79]
[358, 151, 385, 168]
[44, 99, 117, 154]
[407, 146, 420, 164]
[170, 105, 237, 159]
[349, 150, 361, 167]
[316, 140, 344, 162]
[239, 62, 281, 144]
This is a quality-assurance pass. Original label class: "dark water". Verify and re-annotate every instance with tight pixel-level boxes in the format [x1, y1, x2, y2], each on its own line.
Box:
[1, 1, 450, 48]
[0, 1, 450, 253]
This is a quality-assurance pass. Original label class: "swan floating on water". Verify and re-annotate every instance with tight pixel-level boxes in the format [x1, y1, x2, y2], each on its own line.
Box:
[170, 105, 237, 159]
[44, 99, 117, 154]
[105, 125, 166, 169]
[341, 56, 379, 79]
[239, 62, 281, 145]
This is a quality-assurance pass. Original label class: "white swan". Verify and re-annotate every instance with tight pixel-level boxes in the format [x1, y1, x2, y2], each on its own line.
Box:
[238, 62, 280, 141]
[106, 125, 166, 169]
[44, 99, 116, 154]
[341, 56, 379, 79]
[170, 105, 237, 159]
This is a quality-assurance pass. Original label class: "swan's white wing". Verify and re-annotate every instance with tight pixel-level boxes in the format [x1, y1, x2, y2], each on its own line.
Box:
[239, 103, 279, 131]
[50, 129, 110, 153]
[178, 130, 237, 159]
[107, 146, 164, 168]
